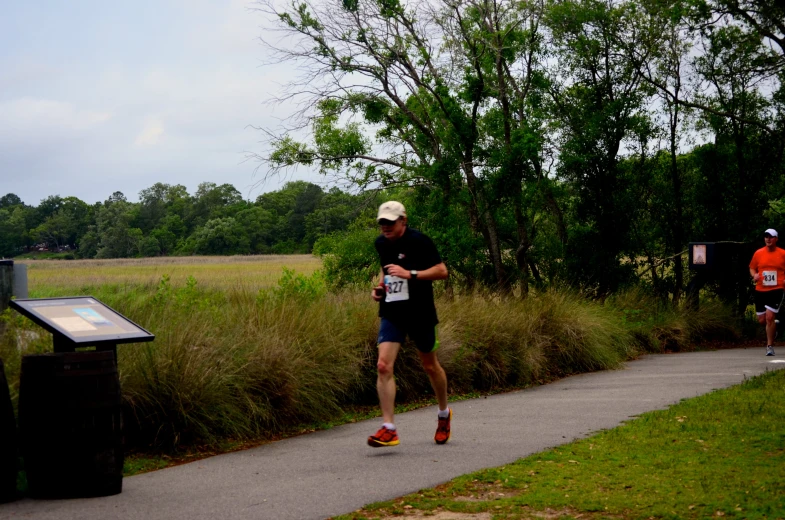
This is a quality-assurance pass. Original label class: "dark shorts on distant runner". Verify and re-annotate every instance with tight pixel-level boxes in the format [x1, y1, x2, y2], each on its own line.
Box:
[377, 318, 439, 353]
[755, 289, 784, 315]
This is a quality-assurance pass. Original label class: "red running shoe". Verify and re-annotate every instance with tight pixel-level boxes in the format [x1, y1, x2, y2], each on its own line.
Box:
[434, 409, 452, 444]
[367, 426, 400, 447]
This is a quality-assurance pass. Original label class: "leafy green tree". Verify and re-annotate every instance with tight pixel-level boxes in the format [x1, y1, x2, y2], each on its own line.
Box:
[137, 183, 190, 233]
[256, 181, 326, 250]
[107, 191, 127, 203]
[150, 228, 177, 256]
[138, 235, 161, 257]
[77, 228, 100, 259]
[189, 182, 247, 230]
[0, 206, 28, 257]
[234, 206, 276, 253]
[35, 195, 63, 224]
[25, 195, 91, 251]
[95, 199, 142, 258]
[545, 0, 656, 294]
[304, 187, 361, 247]
[255, 182, 302, 217]
[313, 226, 381, 288]
[0, 194, 31, 256]
[185, 217, 251, 255]
[694, 24, 779, 237]
[617, 0, 698, 302]
[31, 209, 75, 250]
[0, 194, 23, 210]
[256, 0, 553, 290]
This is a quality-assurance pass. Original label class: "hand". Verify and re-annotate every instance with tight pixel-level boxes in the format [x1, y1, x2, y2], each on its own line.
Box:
[372, 285, 385, 301]
[752, 272, 760, 282]
[384, 264, 411, 279]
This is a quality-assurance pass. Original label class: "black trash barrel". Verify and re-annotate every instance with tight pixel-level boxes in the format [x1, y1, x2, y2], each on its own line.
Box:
[0, 358, 19, 503]
[18, 351, 123, 498]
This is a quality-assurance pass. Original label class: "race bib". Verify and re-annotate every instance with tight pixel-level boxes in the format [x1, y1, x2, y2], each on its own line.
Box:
[384, 275, 409, 302]
[762, 270, 777, 286]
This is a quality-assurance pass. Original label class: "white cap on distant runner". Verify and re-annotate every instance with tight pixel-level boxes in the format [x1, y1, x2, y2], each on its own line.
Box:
[377, 201, 406, 222]
[764, 228, 778, 237]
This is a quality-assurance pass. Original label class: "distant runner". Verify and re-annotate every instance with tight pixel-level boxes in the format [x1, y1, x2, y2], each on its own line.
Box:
[749, 228, 785, 356]
[368, 201, 451, 447]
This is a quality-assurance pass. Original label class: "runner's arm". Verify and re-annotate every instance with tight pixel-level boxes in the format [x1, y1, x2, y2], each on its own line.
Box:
[385, 262, 448, 281]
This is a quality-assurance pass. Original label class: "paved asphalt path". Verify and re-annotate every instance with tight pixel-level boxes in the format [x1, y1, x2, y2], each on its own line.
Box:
[2, 347, 783, 520]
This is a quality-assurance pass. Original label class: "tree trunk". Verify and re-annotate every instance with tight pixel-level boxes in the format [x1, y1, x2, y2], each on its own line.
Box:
[461, 161, 507, 290]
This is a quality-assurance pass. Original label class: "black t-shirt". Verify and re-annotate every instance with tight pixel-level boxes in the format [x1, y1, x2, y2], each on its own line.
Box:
[375, 227, 443, 327]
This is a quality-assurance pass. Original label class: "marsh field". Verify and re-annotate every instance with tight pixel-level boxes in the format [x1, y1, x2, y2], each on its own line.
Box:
[1, 255, 740, 454]
[20, 255, 322, 295]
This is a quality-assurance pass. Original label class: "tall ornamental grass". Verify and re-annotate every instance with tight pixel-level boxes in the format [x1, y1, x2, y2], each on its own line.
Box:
[0, 266, 741, 452]
[436, 290, 635, 394]
[606, 287, 740, 352]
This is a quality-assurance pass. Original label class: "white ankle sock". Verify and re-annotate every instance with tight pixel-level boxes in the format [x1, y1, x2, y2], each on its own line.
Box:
[383, 422, 396, 430]
[438, 408, 450, 419]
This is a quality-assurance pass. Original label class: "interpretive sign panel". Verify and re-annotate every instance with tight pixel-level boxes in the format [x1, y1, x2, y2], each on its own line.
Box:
[10, 297, 154, 346]
[688, 242, 715, 270]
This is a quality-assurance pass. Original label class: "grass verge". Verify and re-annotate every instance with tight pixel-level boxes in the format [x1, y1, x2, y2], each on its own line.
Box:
[339, 368, 785, 520]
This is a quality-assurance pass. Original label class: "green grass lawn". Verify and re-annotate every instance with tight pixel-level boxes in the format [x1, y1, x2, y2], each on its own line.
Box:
[340, 369, 785, 520]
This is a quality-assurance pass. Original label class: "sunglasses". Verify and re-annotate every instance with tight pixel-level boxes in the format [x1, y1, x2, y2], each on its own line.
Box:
[379, 219, 398, 226]
[765, 234, 775, 238]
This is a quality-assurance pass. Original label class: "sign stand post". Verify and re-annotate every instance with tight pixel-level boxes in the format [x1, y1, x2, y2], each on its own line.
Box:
[9, 296, 154, 499]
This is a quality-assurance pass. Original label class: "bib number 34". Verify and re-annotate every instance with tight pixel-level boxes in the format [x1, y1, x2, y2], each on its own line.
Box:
[762, 270, 777, 286]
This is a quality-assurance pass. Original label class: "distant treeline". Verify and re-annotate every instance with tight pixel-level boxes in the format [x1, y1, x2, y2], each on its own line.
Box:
[0, 181, 365, 258]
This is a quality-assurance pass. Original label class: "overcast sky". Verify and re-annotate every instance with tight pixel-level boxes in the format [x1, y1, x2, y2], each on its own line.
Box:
[0, 0, 316, 207]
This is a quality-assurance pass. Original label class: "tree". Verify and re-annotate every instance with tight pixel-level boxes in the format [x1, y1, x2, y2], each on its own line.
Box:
[693, 22, 780, 241]
[138, 236, 161, 257]
[0, 206, 28, 257]
[695, 0, 784, 67]
[137, 183, 190, 233]
[257, 181, 325, 249]
[304, 187, 362, 247]
[621, 0, 699, 302]
[77, 228, 100, 259]
[545, 0, 656, 294]
[189, 183, 246, 230]
[31, 209, 75, 251]
[234, 207, 276, 253]
[0, 194, 23, 210]
[255, 0, 552, 290]
[95, 200, 142, 258]
[0, 195, 30, 256]
[186, 218, 250, 255]
[107, 191, 127, 203]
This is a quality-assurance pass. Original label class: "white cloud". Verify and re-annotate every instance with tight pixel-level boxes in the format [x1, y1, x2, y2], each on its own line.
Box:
[134, 118, 166, 146]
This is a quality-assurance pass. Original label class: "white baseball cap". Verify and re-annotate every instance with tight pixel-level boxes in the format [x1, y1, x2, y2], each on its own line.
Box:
[377, 201, 406, 222]
[764, 228, 778, 237]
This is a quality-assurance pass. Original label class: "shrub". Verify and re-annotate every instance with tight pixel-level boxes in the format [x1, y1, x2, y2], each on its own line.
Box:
[312, 227, 379, 289]
[607, 288, 740, 352]
[257, 267, 328, 304]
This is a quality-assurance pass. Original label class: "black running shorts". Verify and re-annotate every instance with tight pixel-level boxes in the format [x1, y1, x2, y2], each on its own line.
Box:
[754, 289, 784, 315]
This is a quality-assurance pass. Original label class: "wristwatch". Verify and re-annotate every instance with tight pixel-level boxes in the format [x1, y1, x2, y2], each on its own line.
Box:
[410, 270, 418, 280]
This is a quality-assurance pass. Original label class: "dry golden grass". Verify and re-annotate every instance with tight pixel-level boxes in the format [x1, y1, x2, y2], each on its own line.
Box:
[19, 255, 321, 294]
